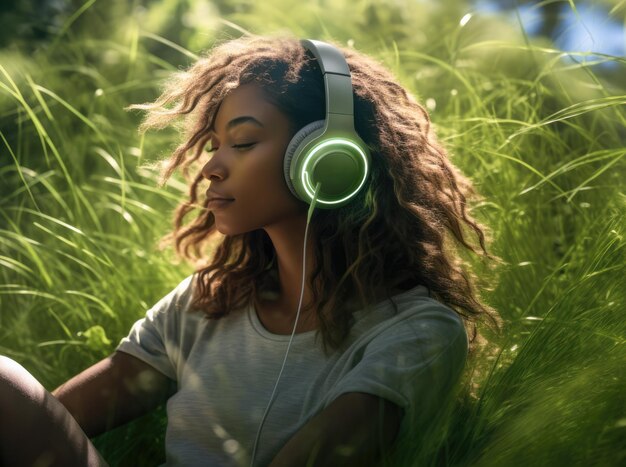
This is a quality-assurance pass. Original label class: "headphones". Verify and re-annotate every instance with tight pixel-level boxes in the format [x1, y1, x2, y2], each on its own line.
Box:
[283, 39, 371, 209]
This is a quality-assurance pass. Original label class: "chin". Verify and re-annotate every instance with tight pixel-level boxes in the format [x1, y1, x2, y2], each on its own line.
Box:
[215, 225, 236, 236]
[213, 222, 254, 237]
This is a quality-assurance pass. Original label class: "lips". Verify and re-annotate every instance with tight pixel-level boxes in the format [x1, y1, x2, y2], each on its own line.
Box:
[206, 190, 234, 210]
[206, 190, 235, 202]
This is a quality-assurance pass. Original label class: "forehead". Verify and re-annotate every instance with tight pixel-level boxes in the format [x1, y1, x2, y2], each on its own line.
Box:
[211, 83, 281, 134]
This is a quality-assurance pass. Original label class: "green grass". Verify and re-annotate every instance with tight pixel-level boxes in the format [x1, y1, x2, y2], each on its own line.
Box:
[1, 1, 624, 466]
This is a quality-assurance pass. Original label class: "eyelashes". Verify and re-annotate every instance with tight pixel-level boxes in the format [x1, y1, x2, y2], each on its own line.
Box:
[206, 143, 257, 153]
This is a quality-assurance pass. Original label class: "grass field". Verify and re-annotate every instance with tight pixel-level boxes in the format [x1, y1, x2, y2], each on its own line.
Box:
[1, 0, 624, 465]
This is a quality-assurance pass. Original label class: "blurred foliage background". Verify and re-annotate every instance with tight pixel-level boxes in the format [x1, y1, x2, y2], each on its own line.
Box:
[0, 0, 624, 466]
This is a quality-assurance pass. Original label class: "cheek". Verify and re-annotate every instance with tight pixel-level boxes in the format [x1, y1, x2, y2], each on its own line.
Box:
[228, 145, 307, 225]
[237, 178, 305, 229]
[242, 150, 296, 204]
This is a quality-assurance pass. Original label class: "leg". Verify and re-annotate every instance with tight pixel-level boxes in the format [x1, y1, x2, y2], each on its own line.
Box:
[0, 355, 109, 467]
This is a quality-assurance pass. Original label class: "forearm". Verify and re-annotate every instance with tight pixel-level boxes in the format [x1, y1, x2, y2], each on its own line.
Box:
[52, 352, 175, 438]
[269, 425, 380, 467]
[269, 393, 402, 467]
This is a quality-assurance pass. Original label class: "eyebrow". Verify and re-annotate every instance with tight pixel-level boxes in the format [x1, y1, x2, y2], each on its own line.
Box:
[211, 116, 264, 134]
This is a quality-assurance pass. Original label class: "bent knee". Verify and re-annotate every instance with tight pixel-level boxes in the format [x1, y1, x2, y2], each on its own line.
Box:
[0, 355, 46, 404]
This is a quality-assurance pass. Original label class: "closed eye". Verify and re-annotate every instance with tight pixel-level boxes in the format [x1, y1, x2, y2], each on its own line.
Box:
[206, 143, 256, 153]
[233, 142, 256, 151]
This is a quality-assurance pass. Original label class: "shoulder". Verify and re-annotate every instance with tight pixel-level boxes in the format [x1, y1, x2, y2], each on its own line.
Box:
[362, 284, 466, 330]
[357, 285, 469, 359]
[401, 292, 467, 339]
[324, 287, 469, 420]
[139, 275, 194, 327]
[148, 274, 196, 317]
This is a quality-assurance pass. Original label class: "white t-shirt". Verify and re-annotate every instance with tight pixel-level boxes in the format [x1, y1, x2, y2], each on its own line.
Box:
[115, 275, 468, 466]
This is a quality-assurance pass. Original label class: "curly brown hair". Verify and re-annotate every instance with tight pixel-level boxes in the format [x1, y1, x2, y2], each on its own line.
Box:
[129, 32, 502, 357]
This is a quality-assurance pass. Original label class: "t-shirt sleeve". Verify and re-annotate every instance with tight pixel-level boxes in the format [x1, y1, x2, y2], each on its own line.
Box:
[114, 276, 194, 381]
[325, 303, 469, 428]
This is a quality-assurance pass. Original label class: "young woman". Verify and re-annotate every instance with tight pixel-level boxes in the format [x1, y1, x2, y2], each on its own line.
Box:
[0, 34, 501, 466]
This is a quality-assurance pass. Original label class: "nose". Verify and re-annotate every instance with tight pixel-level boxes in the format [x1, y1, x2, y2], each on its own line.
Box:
[201, 152, 227, 181]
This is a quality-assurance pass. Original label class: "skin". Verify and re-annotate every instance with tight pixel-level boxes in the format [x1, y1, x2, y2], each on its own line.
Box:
[0, 356, 109, 466]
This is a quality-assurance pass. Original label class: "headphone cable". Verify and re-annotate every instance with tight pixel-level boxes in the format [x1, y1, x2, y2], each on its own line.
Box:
[249, 182, 321, 467]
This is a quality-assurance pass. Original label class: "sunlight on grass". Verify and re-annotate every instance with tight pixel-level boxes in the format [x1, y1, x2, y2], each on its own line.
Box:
[0, 0, 624, 465]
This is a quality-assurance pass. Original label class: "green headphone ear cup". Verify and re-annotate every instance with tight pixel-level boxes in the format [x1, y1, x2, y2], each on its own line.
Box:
[284, 120, 370, 208]
[283, 120, 325, 199]
[302, 139, 369, 206]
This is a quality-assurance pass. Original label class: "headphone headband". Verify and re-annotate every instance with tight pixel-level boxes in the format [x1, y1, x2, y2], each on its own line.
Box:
[300, 39, 355, 121]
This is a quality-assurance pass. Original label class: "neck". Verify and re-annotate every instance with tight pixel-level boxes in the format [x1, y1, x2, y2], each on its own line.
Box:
[261, 213, 316, 318]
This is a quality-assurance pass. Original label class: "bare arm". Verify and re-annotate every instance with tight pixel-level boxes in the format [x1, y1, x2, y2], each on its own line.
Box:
[269, 392, 403, 467]
[51, 350, 177, 439]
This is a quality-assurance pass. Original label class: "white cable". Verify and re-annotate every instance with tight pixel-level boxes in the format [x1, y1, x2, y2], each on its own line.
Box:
[249, 182, 321, 467]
